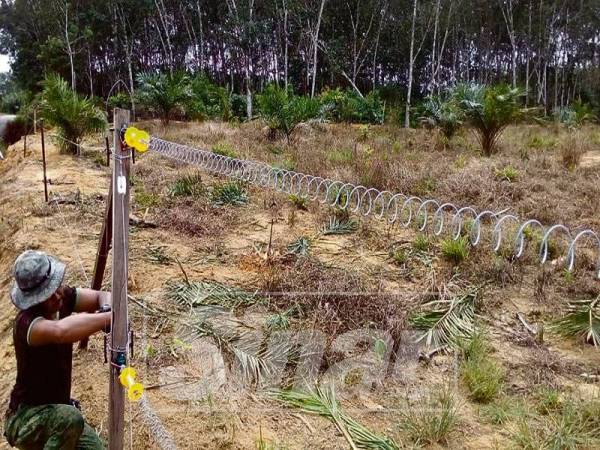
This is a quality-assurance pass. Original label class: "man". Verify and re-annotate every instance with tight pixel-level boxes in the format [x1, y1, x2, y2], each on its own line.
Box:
[4, 250, 112, 449]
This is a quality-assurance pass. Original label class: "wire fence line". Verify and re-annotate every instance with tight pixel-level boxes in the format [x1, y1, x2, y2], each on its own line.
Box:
[147, 136, 600, 279]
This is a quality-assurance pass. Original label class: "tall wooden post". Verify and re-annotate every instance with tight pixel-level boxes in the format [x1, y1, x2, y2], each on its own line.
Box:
[40, 121, 48, 203]
[109, 108, 131, 450]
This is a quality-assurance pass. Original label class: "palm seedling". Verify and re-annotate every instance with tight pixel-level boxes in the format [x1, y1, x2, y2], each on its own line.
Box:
[321, 216, 358, 236]
[136, 71, 191, 125]
[453, 83, 526, 156]
[420, 95, 463, 139]
[257, 84, 321, 143]
[39, 74, 107, 154]
[287, 236, 311, 256]
[550, 297, 600, 346]
[274, 384, 399, 449]
[211, 182, 248, 206]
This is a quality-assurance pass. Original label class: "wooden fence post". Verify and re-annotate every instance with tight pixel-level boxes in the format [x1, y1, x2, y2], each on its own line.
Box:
[108, 108, 131, 450]
[40, 121, 48, 203]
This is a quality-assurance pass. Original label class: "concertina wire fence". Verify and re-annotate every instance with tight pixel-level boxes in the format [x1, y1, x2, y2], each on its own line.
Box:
[146, 136, 600, 279]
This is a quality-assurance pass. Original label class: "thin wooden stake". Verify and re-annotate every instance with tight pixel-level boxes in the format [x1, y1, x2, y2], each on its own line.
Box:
[108, 108, 131, 450]
[40, 122, 48, 203]
[105, 136, 110, 167]
[79, 176, 113, 351]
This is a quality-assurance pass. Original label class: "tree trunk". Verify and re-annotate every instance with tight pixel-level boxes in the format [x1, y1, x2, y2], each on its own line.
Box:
[310, 0, 326, 98]
[404, 0, 418, 128]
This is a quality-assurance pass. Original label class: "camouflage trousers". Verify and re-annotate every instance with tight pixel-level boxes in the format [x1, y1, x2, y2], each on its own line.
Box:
[3, 404, 104, 450]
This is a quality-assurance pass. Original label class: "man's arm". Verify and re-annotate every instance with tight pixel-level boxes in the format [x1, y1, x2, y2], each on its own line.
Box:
[28, 312, 111, 346]
[74, 288, 112, 313]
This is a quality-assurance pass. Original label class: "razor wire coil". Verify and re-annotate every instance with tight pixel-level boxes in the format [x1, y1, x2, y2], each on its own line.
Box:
[147, 136, 600, 279]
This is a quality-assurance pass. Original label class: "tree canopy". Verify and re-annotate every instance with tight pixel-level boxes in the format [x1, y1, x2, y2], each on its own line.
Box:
[0, 0, 598, 115]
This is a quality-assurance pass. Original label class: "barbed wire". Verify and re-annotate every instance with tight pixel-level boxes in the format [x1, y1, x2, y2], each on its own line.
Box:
[147, 136, 600, 279]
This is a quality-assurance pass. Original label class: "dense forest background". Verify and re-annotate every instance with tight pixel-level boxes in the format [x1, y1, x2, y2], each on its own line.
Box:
[0, 0, 599, 120]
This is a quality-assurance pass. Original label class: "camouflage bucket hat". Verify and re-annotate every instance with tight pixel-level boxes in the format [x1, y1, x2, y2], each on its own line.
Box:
[10, 250, 66, 311]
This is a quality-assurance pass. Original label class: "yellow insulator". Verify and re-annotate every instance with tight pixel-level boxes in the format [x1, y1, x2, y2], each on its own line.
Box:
[124, 127, 150, 153]
[119, 367, 144, 402]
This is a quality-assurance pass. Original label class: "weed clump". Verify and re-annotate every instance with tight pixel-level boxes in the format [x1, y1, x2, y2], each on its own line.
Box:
[169, 172, 204, 197]
[459, 331, 503, 403]
[399, 386, 458, 446]
[494, 165, 518, 182]
[441, 236, 470, 264]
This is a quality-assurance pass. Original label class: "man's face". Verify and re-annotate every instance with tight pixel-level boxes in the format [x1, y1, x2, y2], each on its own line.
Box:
[44, 286, 66, 315]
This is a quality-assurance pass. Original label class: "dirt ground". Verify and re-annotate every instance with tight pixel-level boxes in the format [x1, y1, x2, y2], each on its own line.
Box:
[1, 122, 599, 449]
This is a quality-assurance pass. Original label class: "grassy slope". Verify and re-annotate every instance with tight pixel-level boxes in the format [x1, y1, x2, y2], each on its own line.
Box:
[0, 122, 599, 449]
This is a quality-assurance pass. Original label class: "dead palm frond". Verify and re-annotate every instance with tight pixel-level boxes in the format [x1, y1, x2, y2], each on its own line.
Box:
[180, 306, 294, 385]
[166, 279, 259, 309]
[145, 245, 172, 265]
[410, 291, 477, 350]
[551, 297, 600, 347]
[274, 384, 399, 450]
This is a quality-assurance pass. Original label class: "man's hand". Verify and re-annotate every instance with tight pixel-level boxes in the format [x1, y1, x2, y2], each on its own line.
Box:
[74, 288, 112, 313]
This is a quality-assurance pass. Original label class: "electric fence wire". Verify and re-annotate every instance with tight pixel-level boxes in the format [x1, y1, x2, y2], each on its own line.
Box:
[147, 136, 600, 279]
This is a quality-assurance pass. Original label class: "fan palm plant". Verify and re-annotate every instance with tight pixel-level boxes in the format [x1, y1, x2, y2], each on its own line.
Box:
[453, 83, 525, 156]
[420, 95, 463, 139]
[136, 71, 191, 125]
[257, 84, 320, 143]
[39, 74, 107, 154]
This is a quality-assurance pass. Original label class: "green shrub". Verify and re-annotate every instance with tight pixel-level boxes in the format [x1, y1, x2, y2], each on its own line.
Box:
[187, 74, 231, 121]
[441, 236, 470, 264]
[480, 397, 525, 425]
[107, 92, 132, 110]
[454, 83, 526, 156]
[319, 88, 384, 124]
[39, 74, 107, 154]
[257, 84, 320, 142]
[136, 71, 191, 125]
